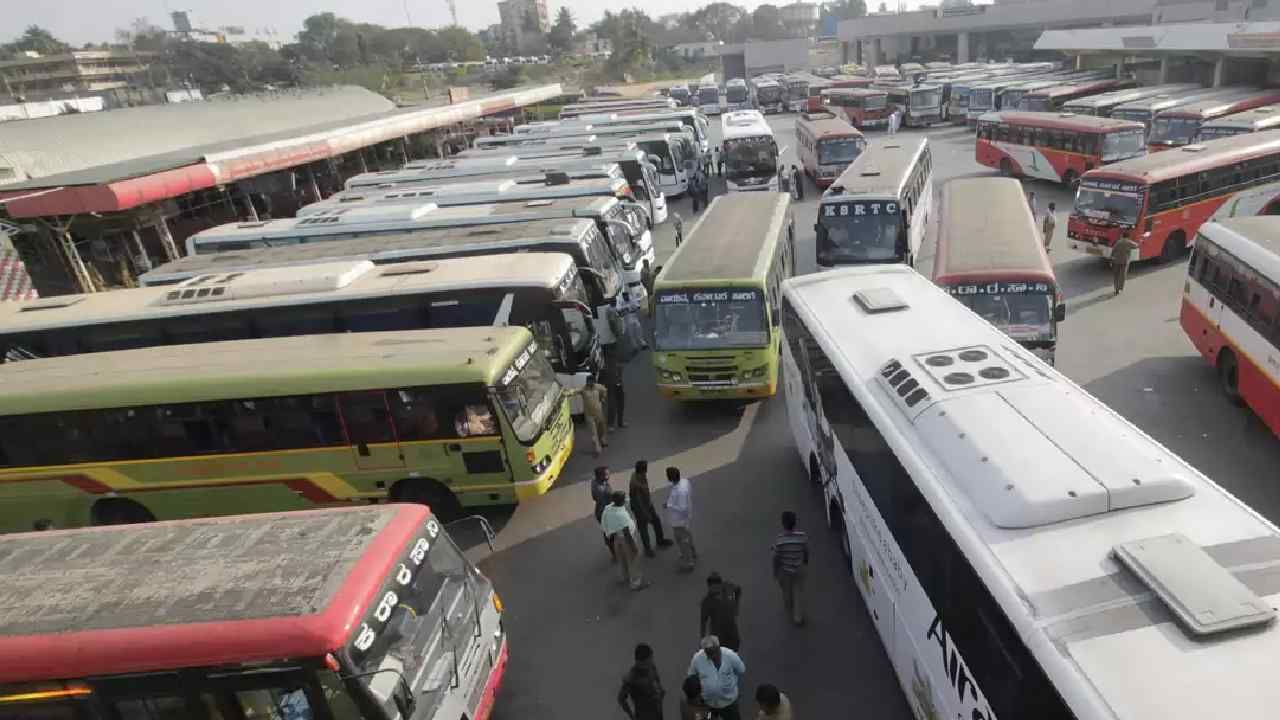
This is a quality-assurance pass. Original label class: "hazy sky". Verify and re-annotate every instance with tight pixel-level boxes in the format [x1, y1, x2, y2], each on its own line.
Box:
[11, 0, 930, 46]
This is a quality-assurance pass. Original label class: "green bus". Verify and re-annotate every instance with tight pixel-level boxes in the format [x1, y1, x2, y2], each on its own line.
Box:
[0, 326, 573, 530]
[652, 192, 795, 400]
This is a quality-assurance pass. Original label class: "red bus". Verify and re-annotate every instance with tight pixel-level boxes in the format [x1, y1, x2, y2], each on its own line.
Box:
[1017, 78, 1136, 112]
[935, 177, 1066, 364]
[1181, 217, 1280, 435]
[824, 87, 892, 130]
[795, 111, 866, 187]
[1067, 130, 1280, 262]
[827, 74, 874, 90]
[805, 77, 832, 112]
[975, 111, 1146, 186]
[1148, 89, 1280, 151]
[0, 504, 508, 720]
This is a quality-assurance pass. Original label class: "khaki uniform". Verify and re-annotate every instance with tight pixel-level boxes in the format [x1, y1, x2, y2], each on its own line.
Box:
[576, 384, 609, 454]
[1112, 237, 1138, 294]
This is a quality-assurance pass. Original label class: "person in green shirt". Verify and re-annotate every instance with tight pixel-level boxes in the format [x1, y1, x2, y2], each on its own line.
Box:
[1111, 235, 1138, 295]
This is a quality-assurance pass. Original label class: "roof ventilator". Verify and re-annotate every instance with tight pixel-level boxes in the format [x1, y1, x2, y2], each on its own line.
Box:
[852, 287, 907, 314]
[913, 345, 1025, 391]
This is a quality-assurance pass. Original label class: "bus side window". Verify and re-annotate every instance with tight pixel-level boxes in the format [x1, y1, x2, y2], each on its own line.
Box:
[388, 388, 444, 440]
[1188, 246, 1200, 276]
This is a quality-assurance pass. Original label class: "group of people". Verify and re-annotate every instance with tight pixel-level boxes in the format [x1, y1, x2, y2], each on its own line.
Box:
[617, 638, 793, 720]
[1027, 189, 1133, 295]
[592, 462, 697, 589]
[776, 165, 804, 202]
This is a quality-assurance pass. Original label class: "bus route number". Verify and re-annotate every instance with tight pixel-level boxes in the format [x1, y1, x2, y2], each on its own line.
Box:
[950, 281, 1050, 296]
[351, 531, 433, 654]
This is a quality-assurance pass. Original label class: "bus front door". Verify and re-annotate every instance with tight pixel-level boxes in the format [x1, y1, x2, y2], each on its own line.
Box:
[338, 391, 407, 471]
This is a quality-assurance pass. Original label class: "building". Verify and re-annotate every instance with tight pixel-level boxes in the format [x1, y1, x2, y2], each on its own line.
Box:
[575, 33, 614, 58]
[720, 39, 812, 79]
[0, 51, 152, 103]
[670, 41, 724, 61]
[497, 0, 550, 54]
[780, 2, 821, 37]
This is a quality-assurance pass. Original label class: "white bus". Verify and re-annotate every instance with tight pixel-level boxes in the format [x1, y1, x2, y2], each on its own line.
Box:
[298, 174, 632, 218]
[816, 136, 932, 267]
[781, 263, 1280, 720]
[514, 109, 713, 168]
[721, 110, 780, 193]
[699, 84, 722, 115]
[725, 79, 750, 112]
[1195, 105, 1280, 142]
[751, 77, 785, 114]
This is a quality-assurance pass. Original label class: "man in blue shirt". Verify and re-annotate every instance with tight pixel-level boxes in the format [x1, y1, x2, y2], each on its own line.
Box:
[687, 635, 746, 720]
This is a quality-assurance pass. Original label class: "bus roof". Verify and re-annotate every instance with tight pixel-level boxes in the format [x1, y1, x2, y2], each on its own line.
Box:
[1155, 89, 1280, 120]
[299, 174, 625, 216]
[1199, 105, 1280, 133]
[721, 110, 773, 140]
[0, 253, 574, 335]
[0, 326, 535, 415]
[349, 159, 624, 187]
[1112, 85, 1253, 115]
[1083, 129, 1280, 185]
[796, 112, 862, 140]
[141, 218, 596, 285]
[977, 111, 1144, 134]
[824, 87, 886, 99]
[655, 193, 790, 285]
[1061, 83, 1203, 112]
[783, 264, 1280, 719]
[1022, 77, 1130, 101]
[0, 505, 430, 683]
[934, 178, 1054, 284]
[1203, 217, 1280, 281]
[825, 136, 928, 200]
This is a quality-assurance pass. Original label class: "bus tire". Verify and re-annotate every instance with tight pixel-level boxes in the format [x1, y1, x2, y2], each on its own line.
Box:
[828, 500, 853, 574]
[1218, 348, 1244, 407]
[91, 498, 155, 526]
[391, 479, 463, 522]
[999, 159, 1015, 177]
[1162, 232, 1186, 263]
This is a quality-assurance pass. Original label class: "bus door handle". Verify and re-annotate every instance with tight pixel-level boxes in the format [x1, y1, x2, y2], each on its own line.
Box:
[357, 442, 371, 457]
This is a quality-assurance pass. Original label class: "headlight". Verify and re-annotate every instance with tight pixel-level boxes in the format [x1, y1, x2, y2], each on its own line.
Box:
[742, 366, 768, 381]
[661, 371, 683, 383]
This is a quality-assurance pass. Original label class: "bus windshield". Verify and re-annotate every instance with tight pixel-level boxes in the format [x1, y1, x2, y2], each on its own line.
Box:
[1021, 97, 1051, 112]
[724, 137, 777, 178]
[699, 88, 719, 104]
[727, 86, 748, 103]
[758, 86, 782, 103]
[953, 290, 1055, 342]
[1102, 129, 1147, 161]
[495, 347, 561, 442]
[654, 288, 769, 351]
[818, 199, 902, 263]
[911, 88, 942, 109]
[1149, 116, 1200, 145]
[818, 138, 864, 166]
[1074, 186, 1142, 226]
[1198, 126, 1247, 142]
[639, 140, 676, 173]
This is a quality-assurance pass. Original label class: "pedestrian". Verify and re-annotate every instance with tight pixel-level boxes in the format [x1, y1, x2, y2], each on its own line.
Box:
[777, 165, 791, 195]
[691, 171, 704, 213]
[681, 676, 714, 720]
[665, 466, 697, 571]
[573, 378, 610, 456]
[1026, 190, 1038, 223]
[602, 491, 648, 590]
[699, 167, 711, 209]
[673, 212, 685, 247]
[619, 643, 666, 720]
[592, 465, 616, 560]
[687, 636, 746, 720]
[888, 108, 900, 135]
[771, 511, 809, 626]
[790, 164, 803, 202]
[602, 344, 627, 429]
[700, 572, 744, 652]
[1111, 234, 1138, 295]
[641, 260, 656, 305]
[630, 460, 673, 557]
[716, 146, 725, 177]
[1042, 201, 1057, 251]
[754, 685, 792, 720]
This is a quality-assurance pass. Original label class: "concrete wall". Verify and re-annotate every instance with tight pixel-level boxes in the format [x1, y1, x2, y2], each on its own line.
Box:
[744, 39, 812, 75]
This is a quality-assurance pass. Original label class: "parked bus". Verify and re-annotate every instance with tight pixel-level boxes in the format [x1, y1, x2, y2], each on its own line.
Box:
[1067, 130, 1280, 262]
[751, 77, 785, 113]
[559, 99, 675, 119]
[1062, 83, 1203, 116]
[934, 178, 1066, 364]
[670, 84, 691, 106]
[873, 65, 901, 83]
[1182, 216, 1280, 435]
[966, 76, 1059, 125]
[824, 87, 892, 130]
[653, 193, 795, 400]
[1017, 77, 1135, 112]
[805, 77, 832, 112]
[1, 253, 602, 413]
[0, 326, 573, 525]
[975, 111, 1147, 186]
[301, 174, 632, 218]
[795, 111, 866, 188]
[1110, 86, 1251, 132]
[725, 79, 750, 111]
[525, 108, 712, 159]
[780, 262, 1279, 720]
[884, 82, 944, 126]
[699, 84, 722, 115]
[996, 72, 1111, 114]
[785, 74, 811, 112]
[0, 505, 507, 720]
[721, 110, 780, 192]
[1149, 89, 1280, 151]
[1196, 105, 1280, 142]
[816, 136, 933, 267]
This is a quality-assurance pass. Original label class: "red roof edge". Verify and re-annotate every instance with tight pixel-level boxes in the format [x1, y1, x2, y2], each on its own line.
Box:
[5, 164, 218, 219]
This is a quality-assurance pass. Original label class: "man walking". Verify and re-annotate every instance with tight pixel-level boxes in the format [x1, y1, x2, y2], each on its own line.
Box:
[771, 511, 809, 626]
[672, 212, 685, 248]
[699, 167, 711, 209]
[716, 146, 725, 177]
[592, 465, 616, 560]
[602, 491, 648, 590]
[665, 466, 697, 571]
[687, 636, 746, 720]
[618, 644, 666, 720]
[1111, 234, 1138, 295]
[573, 378, 609, 456]
[700, 572, 744, 652]
[603, 349, 627, 429]
[691, 170, 704, 213]
[1042, 202, 1057, 251]
[630, 460, 672, 557]
[790, 165, 803, 202]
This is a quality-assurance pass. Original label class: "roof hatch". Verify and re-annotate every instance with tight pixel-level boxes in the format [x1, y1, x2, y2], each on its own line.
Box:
[154, 261, 375, 305]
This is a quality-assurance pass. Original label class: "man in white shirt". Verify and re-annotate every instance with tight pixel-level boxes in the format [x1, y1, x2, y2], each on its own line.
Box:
[664, 466, 697, 571]
[601, 491, 647, 590]
[687, 635, 746, 720]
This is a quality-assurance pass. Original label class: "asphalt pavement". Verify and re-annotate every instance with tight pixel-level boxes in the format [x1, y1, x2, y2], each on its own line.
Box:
[477, 111, 1280, 720]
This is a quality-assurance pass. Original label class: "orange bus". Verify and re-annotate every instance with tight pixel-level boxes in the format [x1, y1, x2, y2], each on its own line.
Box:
[1017, 78, 1136, 113]
[795, 111, 866, 187]
[824, 87, 892, 130]
[1067, 130, 1280, 262]
[975, 111, 1146, 186]
[1148, 89, 1280, 151]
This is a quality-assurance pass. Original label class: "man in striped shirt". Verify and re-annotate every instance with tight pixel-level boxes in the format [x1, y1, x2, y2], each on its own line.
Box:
[771, 511, 809, 626]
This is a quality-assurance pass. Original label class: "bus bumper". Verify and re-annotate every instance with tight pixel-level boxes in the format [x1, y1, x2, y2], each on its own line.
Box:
[516, 411, 574, 501]
[1070, 240, 1113, 259]
[657, 380, 776, 401]
[474, 637, 510, 720]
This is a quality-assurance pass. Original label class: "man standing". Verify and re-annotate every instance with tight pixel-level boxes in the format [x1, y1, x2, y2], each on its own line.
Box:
[777, 165, 791, 195]
[699, 167, 711, 210]
[665, 466, 697, 571]
[754, 685, 792, 720]
[1111, 235, 1138, 295]
[672, 212, 685, 248]
[1042, 202, 1057, 251]
[700, 572, 744, 652]
[716, 146, 725, 177]
[602, 348, 627, 429]
[591, 466, 615, 560]
[687, 636, 747, 720]
[630, 460, 672, 557]
[572, 378, 609, 456]
[691, 170, 704, 213]
[618, 644, 666, 720]
[790, 165, 803, 202]
[771, 511, 809, 626]
[602, 491, 648, 590]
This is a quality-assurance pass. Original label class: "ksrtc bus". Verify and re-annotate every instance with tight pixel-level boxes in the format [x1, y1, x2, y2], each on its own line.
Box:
[1110, 86, 1250, 132]
[699, 85, 722, 115]
[785, 75, 811, 112]
[299, 174, 631, 219]
[884, 83, 944, 127]
[652, 192, 795, 400]
[975, 111, 1147, 186]
[1062, 83, 1203, 117]
[1196, 105, 1280, 142]
[824, 87, 892, 130]
[721, 110, 780, 193]
[751, 77, 785, 113]
[795, 111, 866, 188]
[1148, 89, 1280, 151]
[1017, 78, 1136, 112]
[725, 79, 750, 111]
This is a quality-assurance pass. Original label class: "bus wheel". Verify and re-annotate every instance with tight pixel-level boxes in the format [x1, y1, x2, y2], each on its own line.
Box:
[91, 498, 155, 526]
[999, 159, 1015, 177]
[1218, 349, 1244, 406]
[391, 479, 463, 522]
[1162, 232, 1186, 263]
[829, 500, 853, 574]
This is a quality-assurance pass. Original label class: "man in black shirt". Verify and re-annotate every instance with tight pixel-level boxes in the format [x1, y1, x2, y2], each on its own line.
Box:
[699, 572, 743, 652]
[618, 643, 666, 720]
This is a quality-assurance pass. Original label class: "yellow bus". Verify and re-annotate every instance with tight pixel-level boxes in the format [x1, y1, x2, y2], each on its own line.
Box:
[0, 326, 572, 530]
[652, 192, 795, 400]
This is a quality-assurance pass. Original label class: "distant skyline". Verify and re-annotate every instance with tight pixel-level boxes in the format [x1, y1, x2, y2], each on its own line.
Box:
[11, 0, 934, 46]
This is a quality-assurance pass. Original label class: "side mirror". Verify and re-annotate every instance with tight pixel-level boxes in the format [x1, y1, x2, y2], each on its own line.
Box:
[813, 223, 820, 233]
[1054, 303, 1067, 323]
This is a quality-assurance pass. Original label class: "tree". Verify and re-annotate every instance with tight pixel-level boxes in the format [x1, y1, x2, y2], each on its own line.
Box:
[690, 3, 747, 42]
[749, 5, 787, 41]
[298, 12, 342, 62]
[115, 17, 168, 52]
[826, 0, 868, 20]
[2, 26, 71, 59]
[548, 7, 577, 57]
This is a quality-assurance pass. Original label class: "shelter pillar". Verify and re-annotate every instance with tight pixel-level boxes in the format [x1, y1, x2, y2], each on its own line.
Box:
[129, 230, 152, 272]
[400, 137, 411, 165]
[53, 228, 95, 294]
[239, 188, 259, 222]
[1213, 56, 1227, 87]
[357, 150, 369, 174]
[305, 167, 322, 203]
[957, 32, 970, 64]
[1159, 56, 1171, 84]
[154, 219, 179, 261]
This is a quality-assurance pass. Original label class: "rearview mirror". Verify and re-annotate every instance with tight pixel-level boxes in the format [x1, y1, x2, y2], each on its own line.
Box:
[1054, 303, 1067, 323]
